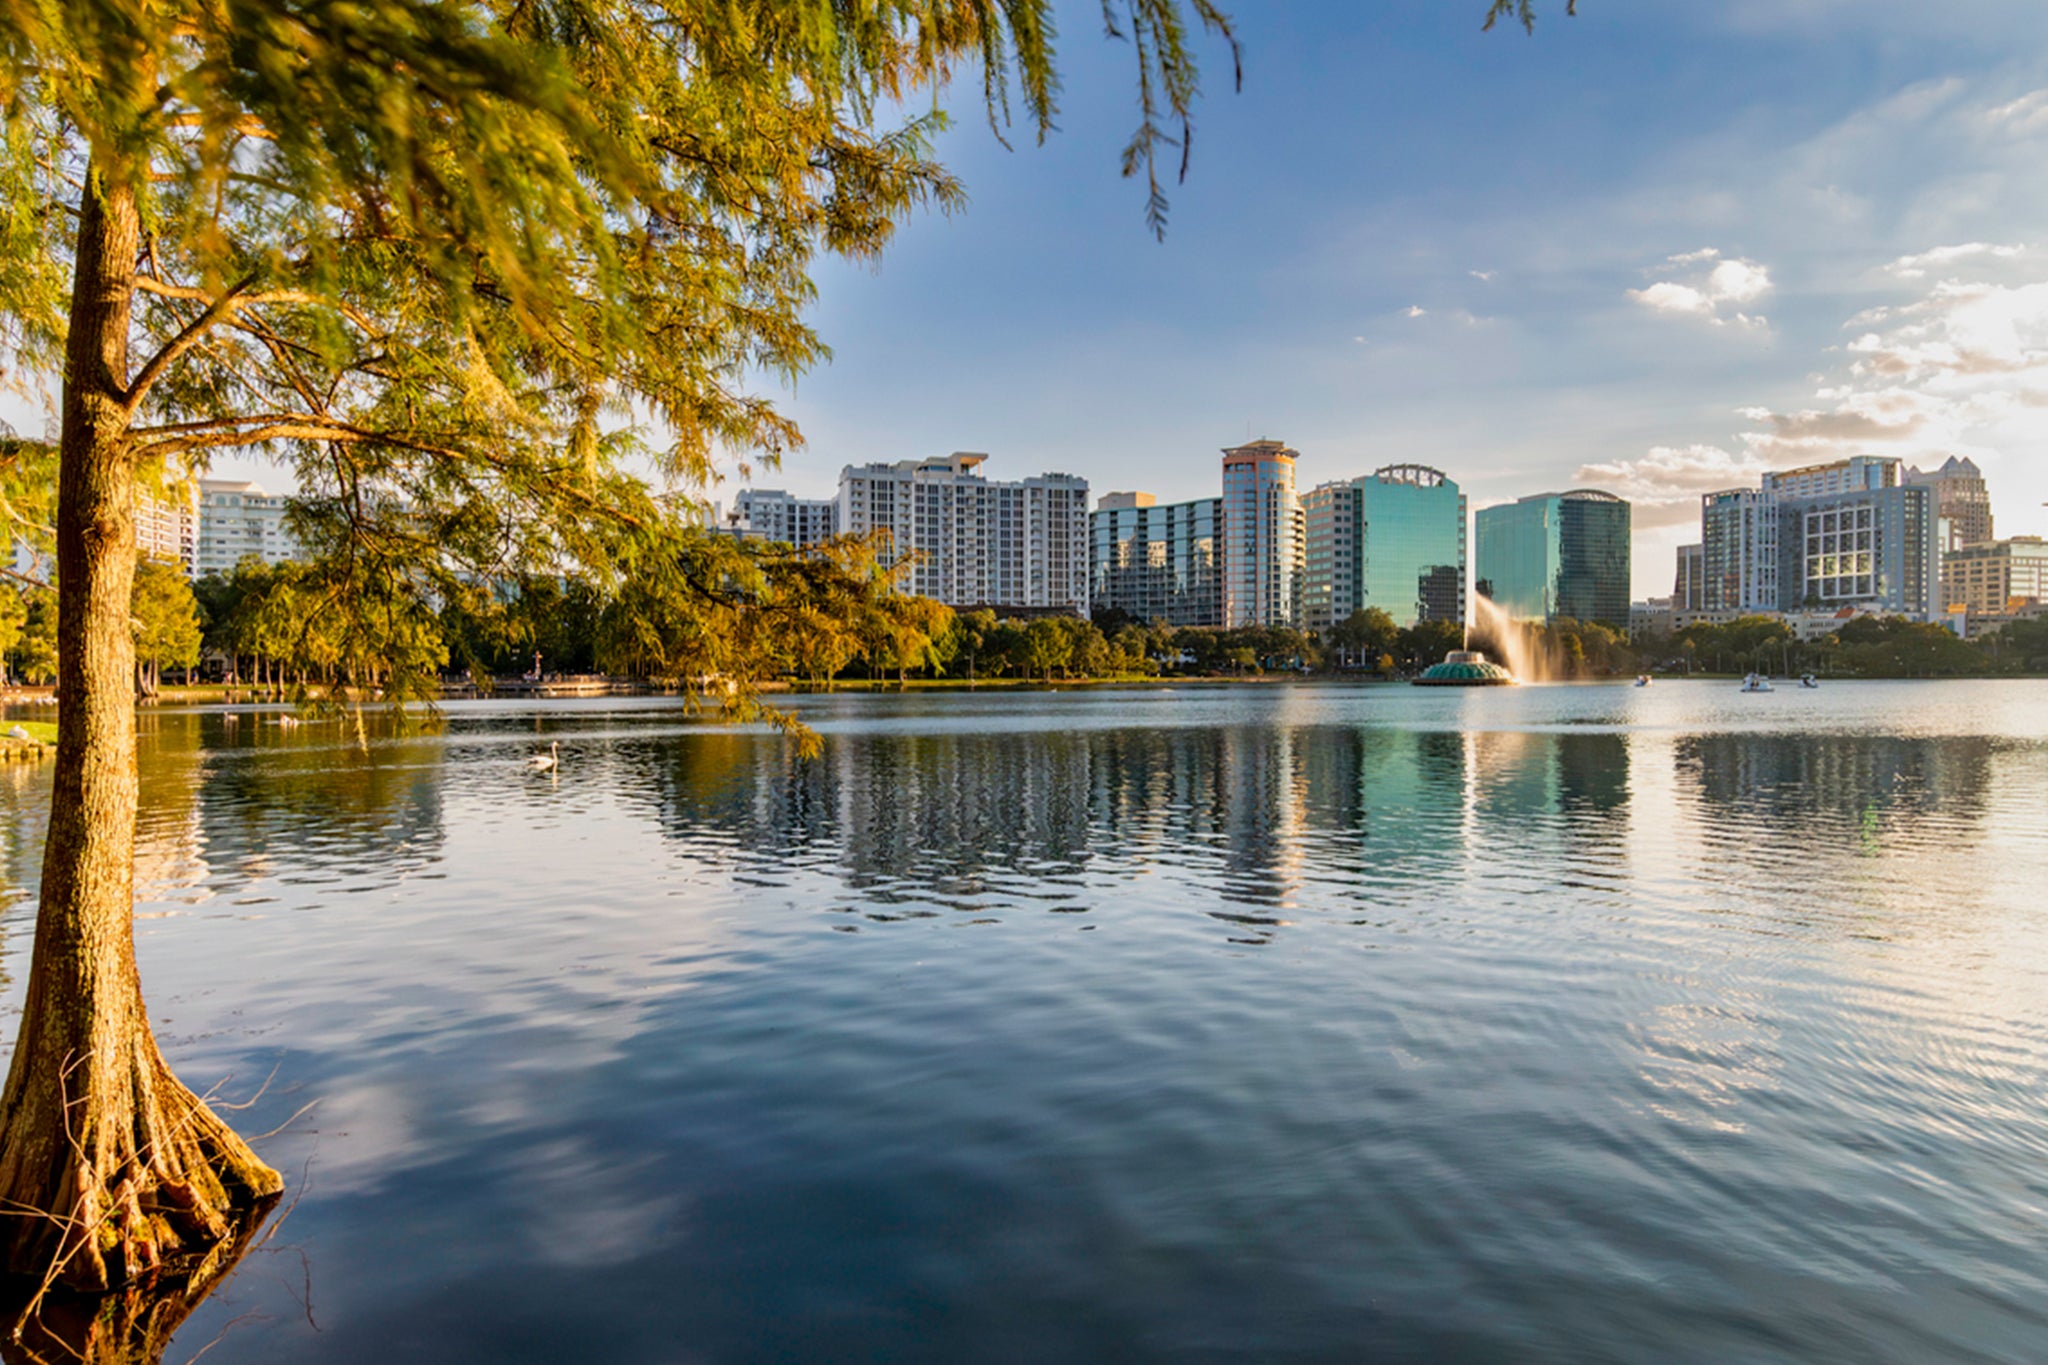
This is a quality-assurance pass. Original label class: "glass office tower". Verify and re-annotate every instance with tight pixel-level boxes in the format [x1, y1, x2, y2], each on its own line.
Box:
[1475, 489, 1631, 627]
[1303, 464, 1466, 629]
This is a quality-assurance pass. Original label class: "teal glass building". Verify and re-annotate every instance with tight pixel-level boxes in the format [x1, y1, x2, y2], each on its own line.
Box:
[1302, 464, 1467, 629]
[1474, 490, 1631, 627]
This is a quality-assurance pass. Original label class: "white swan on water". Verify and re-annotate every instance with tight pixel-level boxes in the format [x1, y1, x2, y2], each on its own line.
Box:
[526, 740, 560, 772]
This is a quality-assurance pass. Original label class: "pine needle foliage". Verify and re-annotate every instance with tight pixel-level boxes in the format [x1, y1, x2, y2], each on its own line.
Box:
[1482, 0, 1577, 33]
[0, 0, 1249, 1295]
[0, 0, 1240, 694]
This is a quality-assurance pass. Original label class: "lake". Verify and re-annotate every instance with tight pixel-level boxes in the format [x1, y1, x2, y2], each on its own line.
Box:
[3, 680, 2047, 1363]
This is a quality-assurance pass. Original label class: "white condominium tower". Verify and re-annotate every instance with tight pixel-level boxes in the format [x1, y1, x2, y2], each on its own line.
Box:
[728, 489, 838, 547]
[196, 478, 301, 576]
[1220, 439, 1304, 627]
[836, 452, 1090, 612]
[136, 487, 199, 576]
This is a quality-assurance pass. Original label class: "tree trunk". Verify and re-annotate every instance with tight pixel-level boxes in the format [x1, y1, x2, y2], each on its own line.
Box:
[0, 161, 280, 1293]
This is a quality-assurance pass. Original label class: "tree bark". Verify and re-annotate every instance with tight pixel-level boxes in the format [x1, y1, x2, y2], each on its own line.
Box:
[0, 160, 281, 1293]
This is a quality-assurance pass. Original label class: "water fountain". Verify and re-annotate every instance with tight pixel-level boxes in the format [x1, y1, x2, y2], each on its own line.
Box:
[1411, 594, 1539, 686]
[1412, 648, 1516, 686]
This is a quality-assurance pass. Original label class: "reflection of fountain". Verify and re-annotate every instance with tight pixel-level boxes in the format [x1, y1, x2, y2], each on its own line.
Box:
[1467, 594, 1547, 683]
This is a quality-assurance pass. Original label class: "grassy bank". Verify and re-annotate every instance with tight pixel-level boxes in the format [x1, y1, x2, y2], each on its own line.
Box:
[1, 718, 56, 761]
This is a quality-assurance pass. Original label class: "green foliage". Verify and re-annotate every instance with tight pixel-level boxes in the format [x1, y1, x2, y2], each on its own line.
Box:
[0, 0, 1239, 712]
[0, 582, 22, 682]
[1396, 619, 1464, 673]
[1830, 616, 1989, 678]
[1988, 616, 2048, 672]
[1330, 608, 1399, 670]
[0, 432, 53, 581]
[131, 556, 203, 688]
[192, 555, 448, 697]
[7, 587, 55, 683]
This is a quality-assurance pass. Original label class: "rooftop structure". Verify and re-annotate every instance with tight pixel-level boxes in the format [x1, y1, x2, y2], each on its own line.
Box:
[1906, 455, 1993, 552]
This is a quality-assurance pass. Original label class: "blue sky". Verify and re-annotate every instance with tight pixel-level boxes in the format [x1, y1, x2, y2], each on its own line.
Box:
[757, 0, 2048, 597]
[22, 1, 2048, 599]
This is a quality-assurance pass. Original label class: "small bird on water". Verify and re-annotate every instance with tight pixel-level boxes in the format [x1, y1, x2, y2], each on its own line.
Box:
[527, 740, 560, 772]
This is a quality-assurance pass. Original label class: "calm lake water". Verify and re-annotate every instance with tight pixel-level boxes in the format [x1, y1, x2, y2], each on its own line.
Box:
[4, 681, 2048, 1363]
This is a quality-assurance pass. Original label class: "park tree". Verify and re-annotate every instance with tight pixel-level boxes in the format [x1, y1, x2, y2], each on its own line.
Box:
[7, 590, 58, 686]
[0, 586, 23, 685]
[129, 558, 203, 695]
[1331, 607, 1398, 671]
[0, 0, 1247, 1294]
[1398, 618, 1465, 673]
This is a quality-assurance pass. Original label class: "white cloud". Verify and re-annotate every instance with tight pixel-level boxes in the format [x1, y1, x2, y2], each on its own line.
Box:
[1404, 305, 1427, 318]
[1629, 250, 1774, 327]
[1575, 444, 1771, 528]
[1657, 248, 2048, 489]
[1469, 269, 1496, 282]
[1985, 89, 2048, 135]
[1884, 241, 2024, 279]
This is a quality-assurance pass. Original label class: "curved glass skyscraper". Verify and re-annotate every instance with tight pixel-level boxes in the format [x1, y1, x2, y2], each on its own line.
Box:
[1474, 489, 1632, 628]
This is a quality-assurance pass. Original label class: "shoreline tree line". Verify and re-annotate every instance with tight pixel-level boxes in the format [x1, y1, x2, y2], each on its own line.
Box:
[9, 555, 2043, 695]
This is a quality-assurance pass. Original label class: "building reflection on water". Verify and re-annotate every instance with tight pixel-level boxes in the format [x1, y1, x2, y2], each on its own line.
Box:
[619, 714, 2047, 949]
[0, 709, 2029, 961]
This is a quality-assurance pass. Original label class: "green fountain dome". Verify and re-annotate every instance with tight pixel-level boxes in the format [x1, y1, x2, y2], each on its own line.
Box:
[1414, 649, 1516, 687]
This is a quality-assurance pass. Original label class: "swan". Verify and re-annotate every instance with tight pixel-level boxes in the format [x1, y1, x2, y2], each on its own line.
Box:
[526, 740, 560, 772]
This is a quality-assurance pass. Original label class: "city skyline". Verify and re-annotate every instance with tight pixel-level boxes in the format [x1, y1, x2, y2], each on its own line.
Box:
[15, 5, 2048, 603]
[758, 2, 2048, 601]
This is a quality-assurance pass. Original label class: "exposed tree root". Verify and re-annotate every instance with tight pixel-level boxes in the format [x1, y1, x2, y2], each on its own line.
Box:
[0, 1186, 278, 1365]
[0, 1038, 283, 1296]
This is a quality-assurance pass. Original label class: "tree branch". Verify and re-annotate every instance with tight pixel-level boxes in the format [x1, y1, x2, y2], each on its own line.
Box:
[124, 275, 258, 413]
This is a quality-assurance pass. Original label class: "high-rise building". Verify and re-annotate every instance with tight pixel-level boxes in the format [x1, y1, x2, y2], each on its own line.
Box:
[1220, 439, 1303, 627]
[1906, 455, 1993, 552]
[836, 452, 1089, 612]
[1777, 487, 1938, 618]
[1302, 464, 1466, 630]
[137, 486, 198, 576]
[1674, 543, 1704, 611]
[1938, 536, 2048, 618]
[1755, 457, 1940, 618]
[1699, 488, 1778, 612]
[1474, 489, 1631, 627]
[1691, 455, 1940, 619]
[728, 489, 837, 547]
[1089, 491, 1224, 626]
[195, 478, 300, 577]
[1765, 454, 1900, 500]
